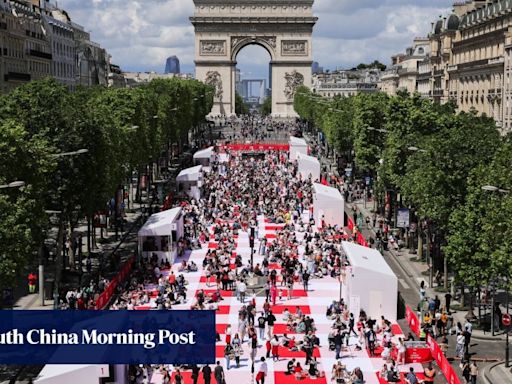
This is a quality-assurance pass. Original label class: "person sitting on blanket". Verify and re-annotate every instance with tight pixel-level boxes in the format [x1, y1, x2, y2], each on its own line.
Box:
[285, 358, 296, 375]
[287, 336, 298, 351]
[294, 362, 306, 380]
[281, 333, 290, 347]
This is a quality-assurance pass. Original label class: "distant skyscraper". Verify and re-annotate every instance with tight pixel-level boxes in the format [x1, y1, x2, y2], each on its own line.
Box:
[312, 61, 321, 74]
[164, 56, 180, 74]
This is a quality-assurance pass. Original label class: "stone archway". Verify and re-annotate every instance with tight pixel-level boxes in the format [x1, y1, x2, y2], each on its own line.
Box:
[191, 0, 317, 118]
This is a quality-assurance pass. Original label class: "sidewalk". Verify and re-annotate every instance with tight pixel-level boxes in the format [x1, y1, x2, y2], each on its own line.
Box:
[352, 197, 507, 342]
[301, 131, 509, 382]
[13, 186, 145, 310]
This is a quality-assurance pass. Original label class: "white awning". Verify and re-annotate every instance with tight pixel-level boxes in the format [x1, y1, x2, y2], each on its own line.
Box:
[289, 136, 307, 147]
[35, 365, 106, 384]
[193, 146, 214, 160]
[341, 241, 396, 278]
[313, 183, 343, 200]
[176, 165, 203, 182]
[138, 207, 182, 237]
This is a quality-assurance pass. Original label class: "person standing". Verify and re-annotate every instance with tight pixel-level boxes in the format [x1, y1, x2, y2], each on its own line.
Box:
[469, 361, 478, 384]
[214, 361, 224, 384]
[348, 313, 357, 336]
[270, 284, 277, 306]
[256, 357, 267, 384]
[302, 271, 310, 292]
[202, 364, 212, 384]
[334, 329, 343, 360]
[191, 364, 200, 384]
[27, 272, 37, 294]
[257, 312, 266, 340]
[266, 310, 276, 338]
[445, 292, 452, 313]
[239, 280, 247, 303]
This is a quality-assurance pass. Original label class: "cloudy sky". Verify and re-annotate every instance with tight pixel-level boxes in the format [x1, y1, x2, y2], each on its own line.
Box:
[58, 0, 453, 80]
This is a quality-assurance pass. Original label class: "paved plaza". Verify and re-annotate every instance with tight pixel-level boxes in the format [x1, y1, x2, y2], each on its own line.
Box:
[133, 149, 427, 384]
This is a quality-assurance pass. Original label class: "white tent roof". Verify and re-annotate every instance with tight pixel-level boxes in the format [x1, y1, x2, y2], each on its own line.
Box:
[289, 136, 307, 146]
[341, 241, 396, 278]
[35, 365, 102, 384]
[193, 146, 214, 160]
[313, 183, 343, 200]
[297, 153, 320, 165]
[176, 165, 202, 182]
[138, 207, 182, 237]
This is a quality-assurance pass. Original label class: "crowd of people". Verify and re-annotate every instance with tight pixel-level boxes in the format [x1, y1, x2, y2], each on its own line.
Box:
[86, 117, 453, 384]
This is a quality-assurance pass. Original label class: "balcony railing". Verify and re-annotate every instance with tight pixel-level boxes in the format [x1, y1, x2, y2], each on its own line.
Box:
[5, 72, 31, 82]
[29, 49, 52, 60]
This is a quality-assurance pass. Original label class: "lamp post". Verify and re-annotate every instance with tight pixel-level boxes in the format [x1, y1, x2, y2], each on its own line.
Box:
[0, 181, 25, 189]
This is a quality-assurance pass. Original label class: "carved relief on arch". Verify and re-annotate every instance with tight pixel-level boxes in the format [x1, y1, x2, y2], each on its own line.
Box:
[230, 35, 276, 58]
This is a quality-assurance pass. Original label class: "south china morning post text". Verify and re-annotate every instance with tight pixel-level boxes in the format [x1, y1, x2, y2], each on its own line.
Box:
[0, 310, 216, 365]
[0, 328, 197, 350]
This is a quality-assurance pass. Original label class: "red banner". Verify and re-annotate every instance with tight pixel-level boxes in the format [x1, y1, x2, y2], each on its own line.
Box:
[348, 217, 354, 231]
[405, 305, 421, 336]
[218, 144, 290, 152]
[95, 256, 135, 309]
[426, 334, 461, 384]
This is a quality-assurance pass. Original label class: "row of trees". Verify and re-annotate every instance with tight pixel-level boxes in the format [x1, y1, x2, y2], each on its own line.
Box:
[0, 78, 213, 293]
[294, 87, 512, 294]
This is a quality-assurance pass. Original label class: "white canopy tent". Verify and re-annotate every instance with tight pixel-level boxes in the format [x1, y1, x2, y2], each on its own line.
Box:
[176, 165, 203, 201]
[289, 136, 308, 160]
[138, 207, 184, 264]
[313, 183, 344, 228]
[193, 146, 215, 167]
[35, 365, 124, 384]
[297, 153, 321, 182]
[341, 241, 398, 322]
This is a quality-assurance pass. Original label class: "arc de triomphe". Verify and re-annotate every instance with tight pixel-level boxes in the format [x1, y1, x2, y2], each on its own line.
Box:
[191, 0, 317, 118]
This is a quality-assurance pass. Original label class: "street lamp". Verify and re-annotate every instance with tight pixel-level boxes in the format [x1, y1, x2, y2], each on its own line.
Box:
[407, 146, 428, 153]
[51, 148, 89, 158]
[368, 127, 388, 133]
[0, 181, 25, 189]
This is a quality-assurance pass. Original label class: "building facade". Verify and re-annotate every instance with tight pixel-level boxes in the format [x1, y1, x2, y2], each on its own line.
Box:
[312, 69, 380, 98]
[0, 0, 52, 93]
[164, 55, 180, 74]
[0, 0, 109, 93]
[380, 38, 430, 96]
[392, 0, 512, 133]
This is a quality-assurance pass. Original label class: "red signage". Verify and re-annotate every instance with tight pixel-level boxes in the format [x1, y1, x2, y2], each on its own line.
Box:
[406, 346, 432, 364]
[503, 313, 511, 327]
[218, 144, 290, 152]
[405, 305, 421, 336]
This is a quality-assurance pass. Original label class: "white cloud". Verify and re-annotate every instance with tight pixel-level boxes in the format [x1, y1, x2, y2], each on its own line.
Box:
[58, 0, 453, 76]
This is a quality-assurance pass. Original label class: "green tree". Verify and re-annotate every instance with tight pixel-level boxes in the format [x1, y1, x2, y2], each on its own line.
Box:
[235, 92, 249, 115]
[0, 120, 55, 290]
[260, 96, 272, 116]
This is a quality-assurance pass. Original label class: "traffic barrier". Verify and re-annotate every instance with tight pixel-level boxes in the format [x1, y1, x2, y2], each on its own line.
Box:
[95, 255, 135, 309]
[426, 333, 461, 384]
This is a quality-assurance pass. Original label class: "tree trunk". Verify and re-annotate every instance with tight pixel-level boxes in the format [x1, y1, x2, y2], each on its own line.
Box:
[68, 223, 75, 271]
[417, 231, 423, 261]
[54, 215, 65, 301]
[87, 216, 91, 254]
[443, 253, 448, 290]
